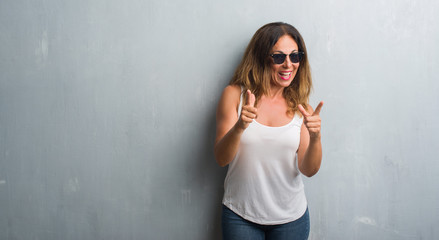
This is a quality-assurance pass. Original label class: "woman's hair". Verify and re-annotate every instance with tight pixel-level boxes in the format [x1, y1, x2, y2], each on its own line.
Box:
[229, 22, 312, 114]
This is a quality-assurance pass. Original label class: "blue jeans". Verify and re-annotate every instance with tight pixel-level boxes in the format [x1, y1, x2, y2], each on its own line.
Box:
[221, 205, 310, 240]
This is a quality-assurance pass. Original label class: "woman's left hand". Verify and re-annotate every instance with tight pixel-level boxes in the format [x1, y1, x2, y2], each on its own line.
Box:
[298, 102, 324, 139]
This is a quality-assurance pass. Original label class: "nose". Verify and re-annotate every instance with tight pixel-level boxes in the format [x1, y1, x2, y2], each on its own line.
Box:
[282, 55, 293, 67]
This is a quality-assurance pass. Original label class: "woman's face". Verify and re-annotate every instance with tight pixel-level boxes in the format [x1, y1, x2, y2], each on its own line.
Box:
[270, 35, 300, 88]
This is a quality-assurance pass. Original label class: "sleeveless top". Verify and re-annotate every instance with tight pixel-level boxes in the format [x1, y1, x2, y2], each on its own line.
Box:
[222, 89, 307, 225]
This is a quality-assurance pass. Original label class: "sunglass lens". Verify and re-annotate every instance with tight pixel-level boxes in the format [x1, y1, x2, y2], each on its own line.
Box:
[272, 54, 286, 64]
[290, 53, 302, 63]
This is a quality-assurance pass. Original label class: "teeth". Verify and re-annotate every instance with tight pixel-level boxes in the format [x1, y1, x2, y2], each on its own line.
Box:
[280, 72, 291, 76]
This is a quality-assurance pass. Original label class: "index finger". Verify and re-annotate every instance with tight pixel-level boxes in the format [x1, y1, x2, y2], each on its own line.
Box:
[312, 101, 324, 116]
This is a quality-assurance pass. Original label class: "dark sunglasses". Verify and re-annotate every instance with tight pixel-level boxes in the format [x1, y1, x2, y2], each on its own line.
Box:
[270, 52, 304, 64]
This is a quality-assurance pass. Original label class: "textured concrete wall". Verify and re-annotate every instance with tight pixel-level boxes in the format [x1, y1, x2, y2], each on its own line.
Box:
[1, 0, 438, 239]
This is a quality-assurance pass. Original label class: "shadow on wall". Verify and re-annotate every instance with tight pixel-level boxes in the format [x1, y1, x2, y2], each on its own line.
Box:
[199, 51, 246, 239]
[194, 92, 227, 240]
[181, 48, 242, 239]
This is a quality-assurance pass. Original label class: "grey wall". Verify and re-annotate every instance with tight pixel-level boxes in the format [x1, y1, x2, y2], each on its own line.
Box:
[1, 0, 438, 239]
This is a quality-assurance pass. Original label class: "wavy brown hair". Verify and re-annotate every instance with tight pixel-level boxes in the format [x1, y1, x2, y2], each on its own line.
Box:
[229, 22, 312, 114]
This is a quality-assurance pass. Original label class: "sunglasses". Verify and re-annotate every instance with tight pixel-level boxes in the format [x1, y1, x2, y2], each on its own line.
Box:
[270, 52, 304, 64]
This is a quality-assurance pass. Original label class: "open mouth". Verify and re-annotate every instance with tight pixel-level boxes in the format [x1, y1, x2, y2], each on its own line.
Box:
[278, 72, 292, 80]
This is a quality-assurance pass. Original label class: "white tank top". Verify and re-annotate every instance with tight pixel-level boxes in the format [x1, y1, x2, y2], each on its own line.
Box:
[222, 89, 307, 225]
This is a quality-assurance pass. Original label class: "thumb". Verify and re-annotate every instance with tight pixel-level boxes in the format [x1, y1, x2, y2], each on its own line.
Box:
[247, 90, 255, 107]
[298, 104, 310, 117]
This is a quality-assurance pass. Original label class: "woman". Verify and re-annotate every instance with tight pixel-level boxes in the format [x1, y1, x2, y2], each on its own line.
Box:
[214, 22, 323, 240]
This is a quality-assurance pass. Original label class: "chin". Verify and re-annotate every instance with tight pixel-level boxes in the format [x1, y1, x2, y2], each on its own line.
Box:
[276, 79, 293, 88]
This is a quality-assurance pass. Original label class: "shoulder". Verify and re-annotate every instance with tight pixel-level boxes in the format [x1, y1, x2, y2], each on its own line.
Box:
[223, 84, 242, 96]
[217, 84, 242, 116]
[220, 84, 242, 105]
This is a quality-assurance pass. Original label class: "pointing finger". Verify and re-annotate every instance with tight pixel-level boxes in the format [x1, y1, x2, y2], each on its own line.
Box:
[298, 104, 310, 117]
[313, 101, 324, 116]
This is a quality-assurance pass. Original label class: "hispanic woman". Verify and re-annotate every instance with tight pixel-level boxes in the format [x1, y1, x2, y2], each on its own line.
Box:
[214, 22, 323, 240]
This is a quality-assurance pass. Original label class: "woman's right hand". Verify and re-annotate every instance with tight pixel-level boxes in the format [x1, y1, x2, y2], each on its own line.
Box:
[237, 90, 257, 130]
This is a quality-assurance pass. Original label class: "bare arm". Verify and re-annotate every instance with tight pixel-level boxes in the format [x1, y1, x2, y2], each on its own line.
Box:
[297, 102, 324, 177]
[214, 85, 256, 167]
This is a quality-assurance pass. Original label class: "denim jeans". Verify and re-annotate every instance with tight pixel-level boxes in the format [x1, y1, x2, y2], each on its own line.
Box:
[221, 205, 310, 240]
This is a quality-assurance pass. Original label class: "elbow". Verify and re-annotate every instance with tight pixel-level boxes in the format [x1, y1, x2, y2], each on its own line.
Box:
[214, 146, 228, 167]
[215, 158, 229, 168]
[217, 161, 228, 168]
[303, 171, 317, 178]
[301, 166, 320, 178]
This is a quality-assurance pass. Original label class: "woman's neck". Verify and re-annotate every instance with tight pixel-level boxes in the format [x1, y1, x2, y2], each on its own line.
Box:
[267, 85, 285, 99]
